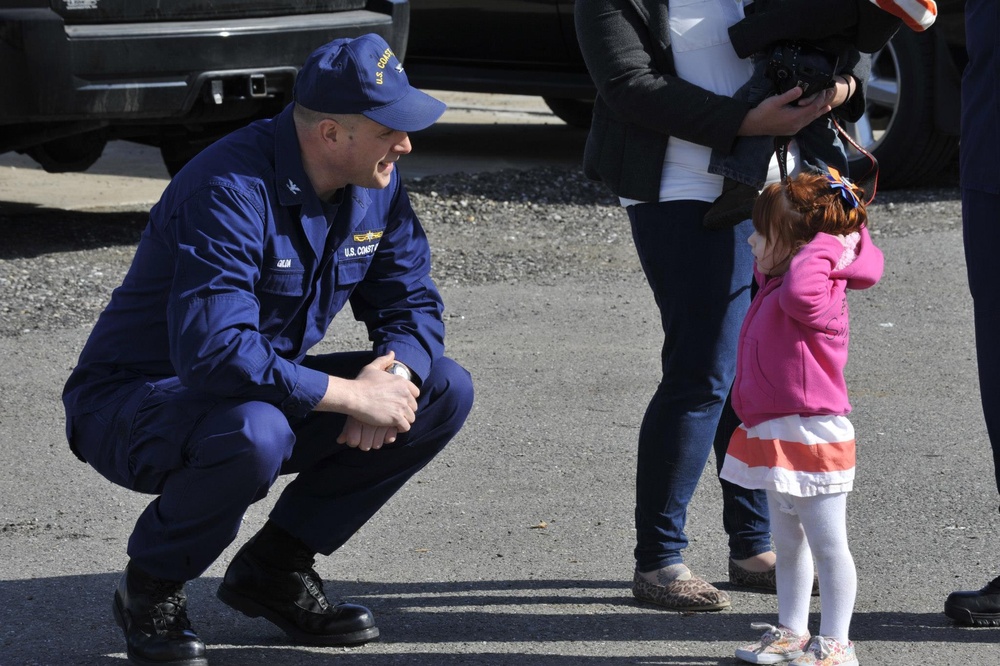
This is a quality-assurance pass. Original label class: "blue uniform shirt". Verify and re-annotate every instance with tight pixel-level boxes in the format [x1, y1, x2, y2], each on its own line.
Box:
[64, 104, 445, 419]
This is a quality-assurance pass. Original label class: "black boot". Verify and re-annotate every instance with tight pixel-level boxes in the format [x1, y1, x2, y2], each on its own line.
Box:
[112, 562, 207, 666]
[703, 178, 759, 229]
[945, 576, 1000, 627]
[217, 522, 379, 646]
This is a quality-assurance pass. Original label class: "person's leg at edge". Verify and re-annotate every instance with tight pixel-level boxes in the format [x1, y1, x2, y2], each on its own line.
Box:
[944, 188, 1000, 626]
[962, 189, 1000, 505]
[627, 200, 752, 608]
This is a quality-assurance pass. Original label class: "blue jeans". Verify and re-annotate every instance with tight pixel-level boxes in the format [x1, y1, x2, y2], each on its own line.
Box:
[708, 57, 848, 187]
[628, 200, 771, 571]
[68, 352, 474, 582]
[708, 57, 775, 189]
[962, 188, 1000, 500]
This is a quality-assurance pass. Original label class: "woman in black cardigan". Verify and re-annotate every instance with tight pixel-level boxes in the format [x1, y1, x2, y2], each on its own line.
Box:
[576, 0, 869, 611]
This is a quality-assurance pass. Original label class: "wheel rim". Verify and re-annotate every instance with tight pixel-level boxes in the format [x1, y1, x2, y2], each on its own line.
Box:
[845, 43, 900, 158]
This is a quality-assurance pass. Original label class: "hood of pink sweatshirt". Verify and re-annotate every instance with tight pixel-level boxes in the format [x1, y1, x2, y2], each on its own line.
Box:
[733, 226, 884, 428]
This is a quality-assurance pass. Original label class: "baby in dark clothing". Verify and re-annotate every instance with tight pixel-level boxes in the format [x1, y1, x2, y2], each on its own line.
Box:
[704, 0, 937, 229]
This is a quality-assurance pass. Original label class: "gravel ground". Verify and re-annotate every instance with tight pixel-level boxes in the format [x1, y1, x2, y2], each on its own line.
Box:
[0, 165, 962, 338]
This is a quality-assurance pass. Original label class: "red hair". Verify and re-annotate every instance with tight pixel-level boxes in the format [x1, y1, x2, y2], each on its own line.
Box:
[752, 170, 868, 262]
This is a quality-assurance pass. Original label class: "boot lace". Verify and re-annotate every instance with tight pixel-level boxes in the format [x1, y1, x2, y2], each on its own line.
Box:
[290, 552, 332, 612]
[140, 578, 193, 633]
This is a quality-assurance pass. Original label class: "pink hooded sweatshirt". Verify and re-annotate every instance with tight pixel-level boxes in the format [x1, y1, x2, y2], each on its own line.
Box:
[732, 226, 884, 428]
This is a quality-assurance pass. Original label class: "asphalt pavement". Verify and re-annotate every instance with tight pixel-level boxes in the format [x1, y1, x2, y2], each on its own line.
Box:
[1, 94, 998, 665]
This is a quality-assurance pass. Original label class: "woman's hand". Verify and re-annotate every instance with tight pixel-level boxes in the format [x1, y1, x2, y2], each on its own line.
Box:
[797, 75, 854, 109]
[737, 86, 832, 137]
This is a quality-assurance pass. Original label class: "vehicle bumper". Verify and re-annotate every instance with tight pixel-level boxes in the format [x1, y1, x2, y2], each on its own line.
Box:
[0, 1, 408, 125]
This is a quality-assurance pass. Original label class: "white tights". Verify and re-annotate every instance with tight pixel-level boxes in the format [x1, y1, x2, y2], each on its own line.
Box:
[767, 490, 856, 644]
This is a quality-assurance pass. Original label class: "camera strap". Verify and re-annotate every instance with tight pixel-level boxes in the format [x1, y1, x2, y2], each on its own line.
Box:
[832, 116, 879, 205]
[774, 136, 791, 182]
[772, 117, 879, 205]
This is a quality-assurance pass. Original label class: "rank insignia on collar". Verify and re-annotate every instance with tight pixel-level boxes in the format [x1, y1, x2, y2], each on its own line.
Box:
[285, 179, 300, 194]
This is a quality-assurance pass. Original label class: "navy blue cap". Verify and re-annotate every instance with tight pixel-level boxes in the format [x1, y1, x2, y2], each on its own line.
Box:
[293, 34, 446, 132]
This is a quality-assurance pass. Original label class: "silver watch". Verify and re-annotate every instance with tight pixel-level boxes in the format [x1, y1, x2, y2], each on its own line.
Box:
[386, 362, 413, 382]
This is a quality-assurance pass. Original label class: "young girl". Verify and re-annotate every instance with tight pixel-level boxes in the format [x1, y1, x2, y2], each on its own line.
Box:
[721, 167, 884, 665]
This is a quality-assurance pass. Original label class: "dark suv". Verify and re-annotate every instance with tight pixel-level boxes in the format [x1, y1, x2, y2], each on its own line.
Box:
[0, 0, 409, 175]
[404, 0, 967, 189]
[404, 1, 593, 128]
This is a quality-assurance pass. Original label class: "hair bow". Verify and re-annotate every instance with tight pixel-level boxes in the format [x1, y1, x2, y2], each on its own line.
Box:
[824, 165, 861, 209]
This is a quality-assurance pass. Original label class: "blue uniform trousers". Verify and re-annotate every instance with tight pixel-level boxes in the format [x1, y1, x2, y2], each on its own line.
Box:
[69, 352, 473, 582]
[962, 189, 1000, 500]
[961, 0, 1000, 507]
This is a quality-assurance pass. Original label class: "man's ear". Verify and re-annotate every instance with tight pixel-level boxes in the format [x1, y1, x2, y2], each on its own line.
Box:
[317, 117, 341, 147]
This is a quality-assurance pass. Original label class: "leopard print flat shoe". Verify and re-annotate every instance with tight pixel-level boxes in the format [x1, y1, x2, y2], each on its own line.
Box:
[728, 558, 778, 592]
[729, 558, 819, 596]
[632, 570, 731, 611]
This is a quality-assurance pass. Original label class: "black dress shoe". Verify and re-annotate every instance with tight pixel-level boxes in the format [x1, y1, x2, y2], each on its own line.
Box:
[112, 563, 207, 666]
[217, 537, 379, 646]
[945, 576, 1000, 627]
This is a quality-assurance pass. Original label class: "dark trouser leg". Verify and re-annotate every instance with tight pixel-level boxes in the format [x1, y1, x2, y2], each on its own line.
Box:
[962, 188, 1000, 500]
[70, 377, 296, 582]
[270, 353, 474, 554]
[627, 200, 757, 571]
[713, 277, 772, 559]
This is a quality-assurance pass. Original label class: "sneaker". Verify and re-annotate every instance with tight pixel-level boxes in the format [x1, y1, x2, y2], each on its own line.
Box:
[735, 622, 810, 664]
[789, 636, 859, 666]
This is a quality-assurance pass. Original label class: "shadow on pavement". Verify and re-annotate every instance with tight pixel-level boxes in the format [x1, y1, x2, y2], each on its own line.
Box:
[1, 574, 993, 665]
[0, 210, 146, 258]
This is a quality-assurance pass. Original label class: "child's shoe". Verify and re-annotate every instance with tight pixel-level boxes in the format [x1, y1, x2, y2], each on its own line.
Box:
[789, 636, 859, 666]
[735, 622, 811, 664]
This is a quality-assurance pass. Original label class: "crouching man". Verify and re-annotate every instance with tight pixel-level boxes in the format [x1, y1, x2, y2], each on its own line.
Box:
[62, 33, 473, 665]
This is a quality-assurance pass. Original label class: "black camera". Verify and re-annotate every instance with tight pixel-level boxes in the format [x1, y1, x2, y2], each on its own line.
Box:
[766, 42, 839, 97]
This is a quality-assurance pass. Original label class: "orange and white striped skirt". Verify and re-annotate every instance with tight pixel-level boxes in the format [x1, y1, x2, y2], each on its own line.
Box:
[720, 414, 856, 497]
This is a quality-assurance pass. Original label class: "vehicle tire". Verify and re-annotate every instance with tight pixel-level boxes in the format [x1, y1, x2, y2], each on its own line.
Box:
[25, 132, 107, 173]
[160, 137, 217, 178]
[542, 97, 594, 129]
[844, 29, 958, 190]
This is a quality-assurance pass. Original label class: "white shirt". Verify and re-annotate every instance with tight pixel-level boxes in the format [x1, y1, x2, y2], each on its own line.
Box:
[622, 0, 798, 206]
